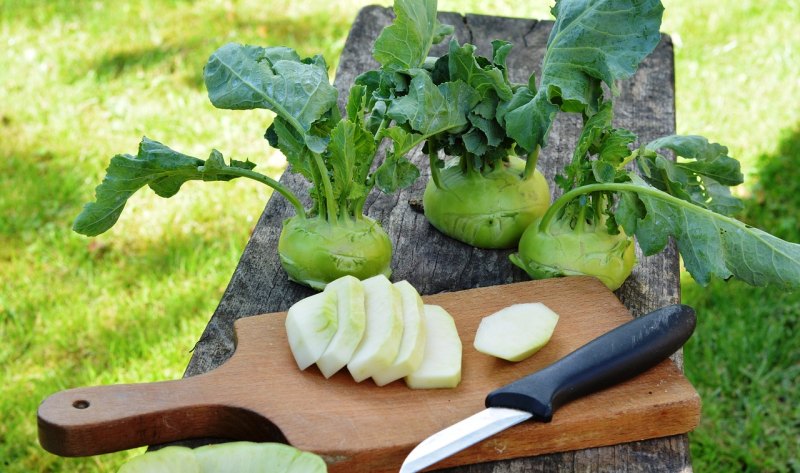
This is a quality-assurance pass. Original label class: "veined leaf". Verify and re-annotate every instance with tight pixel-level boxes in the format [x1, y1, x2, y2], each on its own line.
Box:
[204, 43, 337, 151]
[387, 71, 480, 139]
[73, 137, 255, 236]
[543, 0, 664, 102]
[447, 40, 513, 101]
[639, 135, 744, 215]
[503, 0, 663, 152]
[374, 154, 420, 194]
[372, 0, 453, 71]
[619, 177, 800, 288]
[328, 119, 376, 203]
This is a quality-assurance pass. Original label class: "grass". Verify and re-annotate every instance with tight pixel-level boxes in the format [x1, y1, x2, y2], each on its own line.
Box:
[1, 0, 798, 471]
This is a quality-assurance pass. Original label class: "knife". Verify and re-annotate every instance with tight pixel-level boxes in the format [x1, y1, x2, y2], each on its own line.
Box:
[399, 303, 696, 473]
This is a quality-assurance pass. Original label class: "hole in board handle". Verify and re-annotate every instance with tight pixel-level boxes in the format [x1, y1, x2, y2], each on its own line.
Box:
[73, 400, 90, 409]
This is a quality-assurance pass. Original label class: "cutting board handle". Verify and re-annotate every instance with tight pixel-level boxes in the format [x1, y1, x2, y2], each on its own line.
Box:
[37, 372, 286, 457]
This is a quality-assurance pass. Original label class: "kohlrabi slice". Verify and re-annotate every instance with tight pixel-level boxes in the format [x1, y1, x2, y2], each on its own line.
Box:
[316, 275, 366, 378]
[405, 305, 462, 389]
[423, 156, 549, 249]
[285, 290, 339, 370]
[372, 280, 427, 386]
[118, 446, 200, 472]
[473, 303, 559, 362]
[347, 275, 404, 382]
[194, 442, 326, 473]
[278, 215, 393, 290]
[117, 442, 327, 473]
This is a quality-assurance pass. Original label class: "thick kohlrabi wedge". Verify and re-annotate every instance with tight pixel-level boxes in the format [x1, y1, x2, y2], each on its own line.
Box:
[473, 303, 559, 362]
[372, 280, 427, 386]
[405, 305, 462, 389]
[347, 275, 404, 382]
[118, 446, 200, 472]
[285, 290, 339, 370]
[316, 275, 366, 378]
[118, 442, 327, 473]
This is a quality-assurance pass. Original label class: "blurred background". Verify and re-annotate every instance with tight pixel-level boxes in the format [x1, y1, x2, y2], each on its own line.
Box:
[1, 0, 798, 471]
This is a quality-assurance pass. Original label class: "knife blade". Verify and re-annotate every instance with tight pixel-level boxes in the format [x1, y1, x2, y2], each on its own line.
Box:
[399, 303, 696, 473]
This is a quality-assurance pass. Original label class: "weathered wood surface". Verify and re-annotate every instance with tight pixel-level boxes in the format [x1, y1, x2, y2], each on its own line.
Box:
[183, 6, 688, 472]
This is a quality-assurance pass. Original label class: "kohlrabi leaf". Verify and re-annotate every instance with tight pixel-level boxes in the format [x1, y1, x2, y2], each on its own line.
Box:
[328, 119, 376, 203]
[374, 154, 421, 194]
[618, 177, 800, 288]
[447, 40, 513, 101]
[638, 135, 744, 215]
[502, 0, 663, 152]
[204, 43, 337, 152]
[372, 0, 453, 71]
[73, 137, 255, 236]
[387, 71, 480, 139]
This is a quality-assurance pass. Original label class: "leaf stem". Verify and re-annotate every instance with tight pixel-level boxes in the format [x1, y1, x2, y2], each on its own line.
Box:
[523, 145, 541, 180]
[312, 152, 338, 223]
[538, 182, 736, 232]
[204, 166, 306, 219]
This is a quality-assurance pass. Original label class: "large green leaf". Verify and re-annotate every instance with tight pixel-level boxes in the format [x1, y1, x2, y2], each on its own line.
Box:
[618, 177, 800, 288]
[639, 135, 744, 215]
[447, 40, 513, 101]
[503, 0, 664, 152]
[387, 71, 480, 139]
[372, 0, 453, 71]
[73, 138, 255, 236]
[204, 43, 337, 152]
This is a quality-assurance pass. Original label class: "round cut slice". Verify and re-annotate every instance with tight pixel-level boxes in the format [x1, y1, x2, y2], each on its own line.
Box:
[372, 280, 426, 386]
[473, 302, 559, 362]
[347, 275, 404, 382]
[405, 305, 462, 389]
[285, 290, 338, 370]
[316, 275, 366, 378]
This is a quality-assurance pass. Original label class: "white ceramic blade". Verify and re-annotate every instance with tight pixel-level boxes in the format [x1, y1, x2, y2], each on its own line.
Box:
[399, 407, 532, 473]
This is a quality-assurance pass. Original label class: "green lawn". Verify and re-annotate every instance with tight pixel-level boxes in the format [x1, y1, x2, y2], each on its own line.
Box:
[1, 0, 798, 471]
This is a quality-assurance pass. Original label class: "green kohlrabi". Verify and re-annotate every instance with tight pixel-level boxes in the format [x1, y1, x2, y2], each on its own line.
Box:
[73, 43, 422, 290]
[511, 101, 800, 290]
[359, 0, 664, 248]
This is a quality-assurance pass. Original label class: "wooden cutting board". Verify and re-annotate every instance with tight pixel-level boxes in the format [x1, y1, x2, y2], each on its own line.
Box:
[38, 276, 700, 472]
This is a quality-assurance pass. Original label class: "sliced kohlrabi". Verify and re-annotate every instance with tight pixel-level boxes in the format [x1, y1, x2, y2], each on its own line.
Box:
[473, 303, 559, 362]
[372, 280, 427, 386]
[316, 275, 366, 378]
[285, 290, 339, 370]
[405, 305, 462, 389]
[347, 275, 404, 382]
[117, 442, 327, 472]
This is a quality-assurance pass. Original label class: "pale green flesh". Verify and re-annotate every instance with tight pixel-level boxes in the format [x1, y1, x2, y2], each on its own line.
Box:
[285, 290, 339, 370]
[316, 275, 366, 378]
[473, 303, 559, 362]
[372, 280, 427, 386]
[405, 305, 463, 389]
[118, 442, 327, 473]
[347, 275, 404, 382]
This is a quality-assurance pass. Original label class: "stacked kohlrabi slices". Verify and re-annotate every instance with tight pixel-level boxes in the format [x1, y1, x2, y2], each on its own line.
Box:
[285, 275, 462, 389]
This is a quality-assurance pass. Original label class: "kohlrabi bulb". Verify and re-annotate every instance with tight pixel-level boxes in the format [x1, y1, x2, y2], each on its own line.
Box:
[423, 156, 550, 249]
[278, 215, 392, 290]
[510, 216, 636, 290]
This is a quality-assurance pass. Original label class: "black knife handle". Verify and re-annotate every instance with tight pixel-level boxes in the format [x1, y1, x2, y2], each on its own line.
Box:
[485, 304, 696, 421]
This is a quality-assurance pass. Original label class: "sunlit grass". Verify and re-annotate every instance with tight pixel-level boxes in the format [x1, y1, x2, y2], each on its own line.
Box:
[2, 0, 798, 471]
